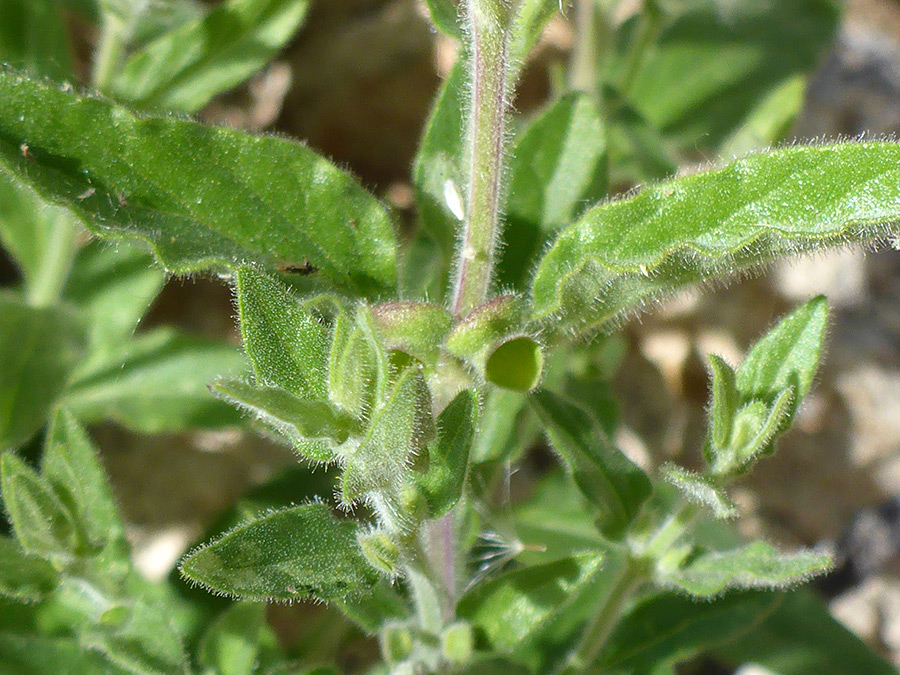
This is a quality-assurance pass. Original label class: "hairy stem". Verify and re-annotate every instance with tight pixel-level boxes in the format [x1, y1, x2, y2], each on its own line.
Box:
[451, 0, 513, 317]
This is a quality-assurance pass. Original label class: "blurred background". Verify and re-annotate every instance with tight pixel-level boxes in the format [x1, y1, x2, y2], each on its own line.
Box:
[3, 0, 900, 671]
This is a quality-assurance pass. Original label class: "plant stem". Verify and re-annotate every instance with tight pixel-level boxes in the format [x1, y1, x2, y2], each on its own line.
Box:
[451, 0, 513, 317]
[559, 558, 647, 673]
[619, 0, 663, 96]
[570, 0, 598, 93]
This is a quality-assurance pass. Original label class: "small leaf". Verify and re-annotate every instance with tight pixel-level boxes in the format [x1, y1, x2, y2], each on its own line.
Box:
[530, 390, 651, 539]
[662, 464, 736, 521]
[660, 541, 832, 598]
[711, 388, 793, 476]
[0, 632, 130, 674]
[469, 388, 527, 464]
[63, 328, 245, 433]
[0, 69, 398, 295]
[423, 0, 461, 39]
[457, 553, 604, 654]
[706, 355, 739, 456]
[62, 240, 166, 349]
[445, 295, 528, 365]
[340, 367, 435, 507]
[42, 410, 126, 553]
[0, 0, 73, 79]
[597, 591, 781, 673]
[500, 93, 607, 289]
[211, 379, 356, 462]
[328, 305, 390, 420]
[736, 296, 829, 407]
[0, 293, 87, 450]
[416, 390, 477, 517]
[0, 536, 58, 602]
[370, 301, 453, 364]
[198, 602, 272, 675]
[335, 579, 408, 633]
[0, 453, 78, 560]
[236, 267, 329, 399]
[531, 143, 900, 338]
[111, 0, 310, 113]
[180, 503, 379, 602]
[509, 0, 561, 68]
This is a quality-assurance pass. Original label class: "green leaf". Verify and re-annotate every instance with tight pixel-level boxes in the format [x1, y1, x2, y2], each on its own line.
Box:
[0, 0, 73, 79]
[615, 0, 838, 154]
[660, 541, 831, 599]
[509, 0, 560, 68]
[328, 305, 390, 420]
[711, 389, 793, 475]
[198, 602, 272, 675]
[210, 379, 356, 462]
[530, 390, 651, 539]
[41, 410, 126, 553]
[416, 390, 477, 517]
[0, 632, 130, 675]
[111, 0, 310, 113]
[236, 267, 329, 399]
[662, 464, 736, 521]
[531, 143, 900, 337]
[736, 296, 829, 407]
[706, 355, 739, 455]
[596, 591, 781, 673]
[0, 453, 78, 560]
[370, 301, 453, 364]
[0, 174, 80, 307]
[0, 294, 87, 450]
[0, 536, 58, 602]
[457, 553, 604, 654]
[413, 61, 466, 257]
[0, 69, 398, 295]
[180, 503, 379, 602]
[80, 599, 190, 675]
[335, 579, 408, 633]
[469, 388, 527, 464]
[423, 0, 461, 39]
[712, 589, 899, 675]
[445, 295, 528, 366]
[485, 336, 544, 392]
[340, 366, 435, 507]
[63, 329, 245, 433]
[62, 240, 166, 349]
[500, 93, 607, 289]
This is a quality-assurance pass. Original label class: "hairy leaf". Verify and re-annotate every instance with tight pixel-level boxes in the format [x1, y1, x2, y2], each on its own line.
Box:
[111, 0, 310, 113]
[0, 536, 58, 602]
[662, 465, 737, 520]
[0, 453, 77, 560]
[0, 69, 398, 295]
[211, 379, 356, 462]
[42, 410, 126, 553]
[328, 306, 389, 420]
[736, 296, 829, 407]
[340, 367, 435, 506]
[706, 355, 739, 454]
[500, 93, 607, 289]
[457, 553, 604, 654]
[530, 390, 651, 539]
[0, 294, 86, 450]
[370, 301, 453, 364]
[416, 390, 477, 517]
[661, 541, 831, 598]
[532, 143, 900, 337]
[180, 503, 378, 602]
[63, 329, 245, 432]
[236, 267, 329, 399]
